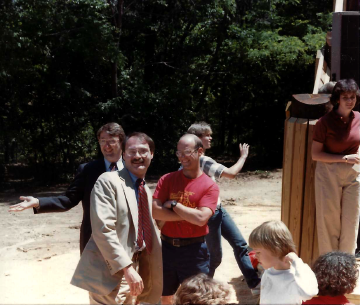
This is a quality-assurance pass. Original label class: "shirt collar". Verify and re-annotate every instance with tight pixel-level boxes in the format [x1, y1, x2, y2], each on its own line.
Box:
[127, 169, 139, 185]
[126, 169, 145, 185]
[331, 108, 355, 122]
[104, 157, 123, 172]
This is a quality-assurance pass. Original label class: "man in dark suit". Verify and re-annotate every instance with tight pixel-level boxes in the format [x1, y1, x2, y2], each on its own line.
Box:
[8, 122, 126, 254]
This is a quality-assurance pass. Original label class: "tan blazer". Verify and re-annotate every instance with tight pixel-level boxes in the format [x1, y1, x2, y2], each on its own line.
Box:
[71, 167, 163, 304]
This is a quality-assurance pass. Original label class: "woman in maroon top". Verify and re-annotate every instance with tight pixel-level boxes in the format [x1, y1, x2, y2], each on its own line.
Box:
[312, 79, 360, 255]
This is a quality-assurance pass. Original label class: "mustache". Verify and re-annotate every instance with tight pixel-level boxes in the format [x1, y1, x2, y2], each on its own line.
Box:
[131, 158, 144, 163]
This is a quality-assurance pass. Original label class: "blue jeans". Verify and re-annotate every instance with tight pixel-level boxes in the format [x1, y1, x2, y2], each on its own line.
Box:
[162, 239, 210, 296]
[206, 206, 260, 289]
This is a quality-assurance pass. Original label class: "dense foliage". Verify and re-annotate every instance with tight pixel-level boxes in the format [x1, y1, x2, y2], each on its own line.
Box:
[0, 0, 332, 182]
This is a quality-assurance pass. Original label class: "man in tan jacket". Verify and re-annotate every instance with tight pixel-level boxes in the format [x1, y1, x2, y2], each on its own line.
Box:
[71, 132, 162, 304]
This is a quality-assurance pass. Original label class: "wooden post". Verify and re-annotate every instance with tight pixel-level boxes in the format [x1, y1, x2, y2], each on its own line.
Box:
[288, 119, 307, 252]
[282, 96, 330, 264]
[281, 117, 297, 228]
[299, 120, 318, 265]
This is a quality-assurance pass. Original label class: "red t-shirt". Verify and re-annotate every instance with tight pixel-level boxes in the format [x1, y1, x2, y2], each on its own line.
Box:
[153, 170, 219, 238]
[303, 295, 352, 304]
[313, 110, 360, 154]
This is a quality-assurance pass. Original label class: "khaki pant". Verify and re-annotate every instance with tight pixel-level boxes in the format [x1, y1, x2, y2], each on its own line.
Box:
[315, 161, 360, 255]
[89, 261, 139, 305]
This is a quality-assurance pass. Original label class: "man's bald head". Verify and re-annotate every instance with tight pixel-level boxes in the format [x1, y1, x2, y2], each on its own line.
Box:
[178, 134, 203, 150]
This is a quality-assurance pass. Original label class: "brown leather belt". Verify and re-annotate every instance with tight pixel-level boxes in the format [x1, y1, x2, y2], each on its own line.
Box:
[161, 234, 205, 247]
[132, 251, 143, 262]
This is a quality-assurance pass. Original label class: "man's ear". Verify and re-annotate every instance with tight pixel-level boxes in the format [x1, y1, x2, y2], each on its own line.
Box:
[198, 147, 204, 155]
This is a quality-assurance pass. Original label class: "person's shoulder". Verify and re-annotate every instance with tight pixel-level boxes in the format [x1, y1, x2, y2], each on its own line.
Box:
[317, 111, 333, 123]
[199, 173, 219, 187]
[160, 171, 179, 180]
[314, 111, 335, 131]
[96, 171, 121, 185]
[79, 159, 104, 171]
[353, 110, 360, 119]
[86, 159, 104, 167]
[201, 155, 216, 163]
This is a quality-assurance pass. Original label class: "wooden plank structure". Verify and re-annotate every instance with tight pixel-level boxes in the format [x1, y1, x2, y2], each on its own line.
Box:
[313, 50, 331, 94]
[282, 0, 360, 302]
[281, 117, 318, 266]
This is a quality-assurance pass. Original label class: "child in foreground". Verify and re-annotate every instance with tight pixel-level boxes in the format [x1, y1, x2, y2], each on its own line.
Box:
[173, 273, 231, 305]
[303, 251, 358, 304]
[249, 220, 318, 305]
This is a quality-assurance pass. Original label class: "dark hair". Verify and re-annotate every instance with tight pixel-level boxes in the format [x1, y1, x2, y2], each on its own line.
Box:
[318, 81, 336, 94]
[174, 273, 231, 305]
[313, 251, 358, 297]
[187, 121, 212, 138]
[122, 132, 155, 153]
[97, 122, 125, 143]
[330, 79, 360, 107]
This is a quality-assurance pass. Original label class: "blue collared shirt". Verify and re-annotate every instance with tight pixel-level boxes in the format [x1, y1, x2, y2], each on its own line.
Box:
[104, 157, 123, 172]
[127, 169, 141, 200]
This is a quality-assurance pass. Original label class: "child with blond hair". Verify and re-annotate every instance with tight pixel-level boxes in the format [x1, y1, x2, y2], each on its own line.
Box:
[249, 220, 318, 305]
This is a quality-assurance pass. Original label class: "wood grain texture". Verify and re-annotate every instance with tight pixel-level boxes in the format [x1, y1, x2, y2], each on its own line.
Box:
[289, 118, 308, 253]
[281, 117, 297, 227]
[300, 119, 318, 264]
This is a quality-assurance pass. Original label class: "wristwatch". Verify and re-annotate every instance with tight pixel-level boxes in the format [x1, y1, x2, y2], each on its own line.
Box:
[170, 200, 178, 210]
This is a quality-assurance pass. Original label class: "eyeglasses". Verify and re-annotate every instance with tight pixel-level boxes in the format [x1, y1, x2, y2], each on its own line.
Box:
[176, 149, 198, 158]
[125, 149, 150, 157]
[99, 139, 120, 146]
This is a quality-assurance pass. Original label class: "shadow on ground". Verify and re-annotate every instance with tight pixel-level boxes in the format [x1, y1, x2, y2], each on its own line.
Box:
[229, 275, 260, 304]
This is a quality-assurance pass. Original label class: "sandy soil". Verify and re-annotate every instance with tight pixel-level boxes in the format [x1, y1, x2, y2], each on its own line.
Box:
[0, 169, 282, 304]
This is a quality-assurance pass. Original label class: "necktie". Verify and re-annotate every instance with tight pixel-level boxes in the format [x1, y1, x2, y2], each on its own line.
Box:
[110, 162, 117, 171]
[136, 179, 152, 254]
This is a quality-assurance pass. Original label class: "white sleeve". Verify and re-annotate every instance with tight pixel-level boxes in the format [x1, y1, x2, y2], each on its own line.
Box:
[288, 253, 318, 301]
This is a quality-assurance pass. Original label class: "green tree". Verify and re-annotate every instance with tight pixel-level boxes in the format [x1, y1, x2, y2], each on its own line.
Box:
[0, 0, 332, 185]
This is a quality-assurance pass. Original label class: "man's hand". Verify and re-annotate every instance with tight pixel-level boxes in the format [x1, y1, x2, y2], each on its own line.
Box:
[163, 200, 173, 209]
[123, 265, 144, 296]
[8, 196, 39, 212]
[346, 154, 360, 164]
[239, 143, 249, 159]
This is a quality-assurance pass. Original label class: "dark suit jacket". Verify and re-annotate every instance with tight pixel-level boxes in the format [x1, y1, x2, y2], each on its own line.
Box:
[34, 159, 108, 253]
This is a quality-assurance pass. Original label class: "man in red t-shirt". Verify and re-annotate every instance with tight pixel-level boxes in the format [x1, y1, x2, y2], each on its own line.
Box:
[153, 134, 219, 305]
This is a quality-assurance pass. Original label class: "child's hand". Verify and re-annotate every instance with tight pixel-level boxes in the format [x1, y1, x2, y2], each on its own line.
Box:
[284, 252, 298, 265]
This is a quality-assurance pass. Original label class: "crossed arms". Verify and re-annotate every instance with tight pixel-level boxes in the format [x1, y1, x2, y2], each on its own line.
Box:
[152, 199, 213, 227]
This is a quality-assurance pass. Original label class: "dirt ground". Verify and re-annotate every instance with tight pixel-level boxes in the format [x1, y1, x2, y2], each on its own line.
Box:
[0, 169, 282, 304]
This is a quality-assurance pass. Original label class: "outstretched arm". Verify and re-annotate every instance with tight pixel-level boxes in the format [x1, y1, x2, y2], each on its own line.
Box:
[8, 163, 86, 213]
[221, 143, 249, 179]
[9, 196, 39, 212]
